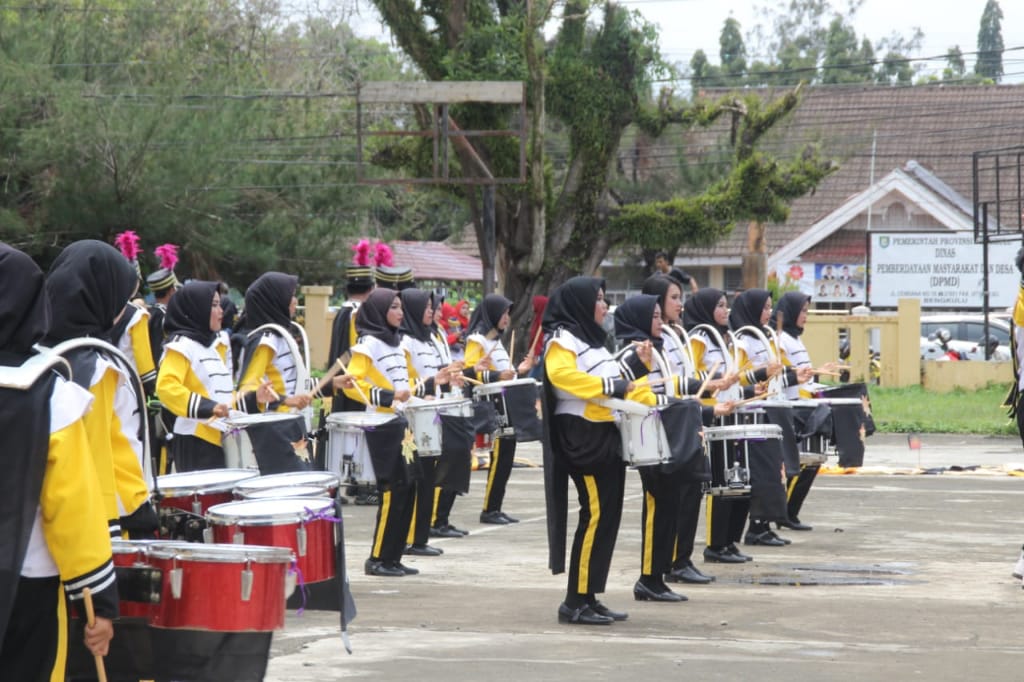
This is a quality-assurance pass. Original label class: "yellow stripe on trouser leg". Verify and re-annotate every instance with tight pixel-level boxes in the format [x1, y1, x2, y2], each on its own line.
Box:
[786, 471, 801, 500]
[372, 490, 392, 558]
[577, 475, 601, 594]
[704, 494, 713, 546]
[431, 486, 442, 526]
[49, 581, 67, 682]
[483, 438, 502, 510]
[406, 490, 419, 545]
[642, 491, 656, 575]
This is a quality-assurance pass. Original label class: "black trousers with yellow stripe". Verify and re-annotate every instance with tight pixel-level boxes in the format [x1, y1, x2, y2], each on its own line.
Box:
[433, 488, 457, 528]
[408, 455, 437, 547]
[482, 435, 516, 513]
[371, 482, 415, 564]
[786, 464, 820, 521]
[638, 466, 683, 578]
[670, 481, 704, 570]
[567, 457, 626, 598]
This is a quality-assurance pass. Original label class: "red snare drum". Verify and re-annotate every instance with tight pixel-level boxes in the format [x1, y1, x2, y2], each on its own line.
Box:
[157, 469, 260, 515]
[206, 498, 337, 584]
[233, 471, 340, 499]
[111, 540, 164, 619]
[146, 542, 293, 632]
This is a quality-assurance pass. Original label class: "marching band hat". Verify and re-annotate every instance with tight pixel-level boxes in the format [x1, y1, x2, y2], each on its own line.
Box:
[375, 265, 415, 291]
[146, 267, 179, 294]
[346, 264, 375, 288]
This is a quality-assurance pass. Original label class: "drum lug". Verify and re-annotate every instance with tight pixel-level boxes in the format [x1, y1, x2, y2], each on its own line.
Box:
[297, 525, 308, 557]
[191, 497, 202, 515]
[170, 565, 183, 600]
[233, 530, 245, 544]
[202, 527, 213, 544]
[240, 561, 254, 602]
[284, 566, 298, 599]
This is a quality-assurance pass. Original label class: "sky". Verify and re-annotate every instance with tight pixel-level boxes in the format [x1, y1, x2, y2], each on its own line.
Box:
[346, 0, 1024, 83]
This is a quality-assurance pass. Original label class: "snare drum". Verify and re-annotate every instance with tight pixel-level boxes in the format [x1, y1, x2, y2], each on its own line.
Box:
[403, 396, 474, 456]
[233, 471, 340, 499]
[222, 412, 307, 470]
[206, 498, 337, 584]
[239, 485, 330, 500]
[325, 411, 395, 484]
[147, 542, 294, 632]
[111, 540, 164, 619]
[603, 398, 671, 467]
[157, 469, 260, 515]
[472, 378, 541, 439]
[704, 424, 782, 495]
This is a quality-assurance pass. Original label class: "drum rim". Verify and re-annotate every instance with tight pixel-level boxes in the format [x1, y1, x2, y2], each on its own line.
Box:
[156, 469, 260, 495]
[233, 471, 340, 491]
[471, 377, 539, 396]
[147, 542, 294, 563]
[239, 485, 331, 499]
[704, 424, 783, 440]
[325, 412, 400, 427]
[224, 412, 303, 426]
[206, 497, 336, 525]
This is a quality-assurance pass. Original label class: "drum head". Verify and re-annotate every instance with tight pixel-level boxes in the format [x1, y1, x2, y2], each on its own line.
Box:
[157, 469, 260, 495]
[240, 485, 329, 500]
[234, 471, 340, 493]
[471, 378, 538, 398]
[206, 497, 336, 525]
[325, 412, 397, 430]
[147, 541, 293, 564]
[225, 412, 303, 428]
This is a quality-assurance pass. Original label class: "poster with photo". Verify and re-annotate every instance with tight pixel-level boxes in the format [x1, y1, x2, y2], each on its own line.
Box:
[813, 263, 865, 302]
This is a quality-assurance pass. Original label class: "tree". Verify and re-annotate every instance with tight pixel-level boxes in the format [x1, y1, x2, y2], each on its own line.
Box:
[943, 46, 966, 81]
[369, 0, 834, 342]
[975, 0, 1004, 81]
[719, 18, 747, 80]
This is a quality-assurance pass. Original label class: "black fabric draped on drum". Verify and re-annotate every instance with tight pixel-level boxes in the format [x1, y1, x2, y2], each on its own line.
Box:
[362, 414, 421, 487]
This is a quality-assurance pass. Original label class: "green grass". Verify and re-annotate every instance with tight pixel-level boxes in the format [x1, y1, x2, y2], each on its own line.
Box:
[869, 383, 1017, 435]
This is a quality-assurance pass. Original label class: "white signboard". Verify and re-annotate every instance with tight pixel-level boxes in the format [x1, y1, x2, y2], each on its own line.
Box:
[869, 232, 1020, 308]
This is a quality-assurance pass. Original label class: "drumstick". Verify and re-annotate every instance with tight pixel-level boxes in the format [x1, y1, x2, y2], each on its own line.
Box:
[735, 391, 777, 407]
[812, 369, 843, 378]
[334, 359, 370, 404]
[82, 588, 108, 682]
[508, 330, 516, 364]
[693, 360, 721, 399]
[529, 321, 544, 359]
[313, 357, 345, 396]
[461, 375, 484, 386]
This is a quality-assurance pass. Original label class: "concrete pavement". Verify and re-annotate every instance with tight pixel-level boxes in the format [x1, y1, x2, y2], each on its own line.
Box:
[264, 435, 1024, 681]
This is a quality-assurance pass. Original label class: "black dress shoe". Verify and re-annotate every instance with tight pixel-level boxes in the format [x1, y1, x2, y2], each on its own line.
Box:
[778, 518, 813, 531]
[557, 603, 613, 625]
[589, 601, 628, 621]
[404, 543, 443, 556]
[745, 531, 787, 547]
[498, 511, 519, 523]
[430, 525, 465, 539]
[480, 510, 511, 525]
[390, 561, 419, 575]
[727, 544, 753, 561]
[665, 564, 714, 584]
[448, 524, 470, 536]
[633, 580, 687, 602]
[703, 546, 745, 564]
[364, 558, 404, 577]
[770, 531, 792, 545]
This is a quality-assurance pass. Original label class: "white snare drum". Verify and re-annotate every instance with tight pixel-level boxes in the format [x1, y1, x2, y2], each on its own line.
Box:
[233, 471, 340, 499]
[472, 378, 540, 437]
[157, 469, 260, 515]
[403, 396, 474, 456]
[222, 412, 305, 470]
[704, 423, 782, 496]
[603, 398, 671, 468]
[325, 411, 395, 485]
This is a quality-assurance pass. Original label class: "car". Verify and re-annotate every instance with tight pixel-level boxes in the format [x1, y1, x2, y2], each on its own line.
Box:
[920, 313, 1011, 360]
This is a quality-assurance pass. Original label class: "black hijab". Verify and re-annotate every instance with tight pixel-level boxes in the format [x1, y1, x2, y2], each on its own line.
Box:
[399, 288, 433, 343]
[164, 281, 219, 347]
[729, 288, 771, 333]
[614, 294, 663, 350]
[772, 291, 811, 337]
[357, 288, 401, 347]
[468, 294, 512, 336]
[542, 276, 607, 349]
[0, 243, 50, 361]
[683, 287, 728, 335]
[45, 240, 139, 343]
[243, 272, 298, 329]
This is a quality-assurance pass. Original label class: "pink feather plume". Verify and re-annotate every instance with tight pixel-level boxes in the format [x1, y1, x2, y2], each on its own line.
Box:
[154, 244, 179, 270]
[352, 238, 372, 266]
[374, 241, 394, 267]
[114, 230, 141, 261]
